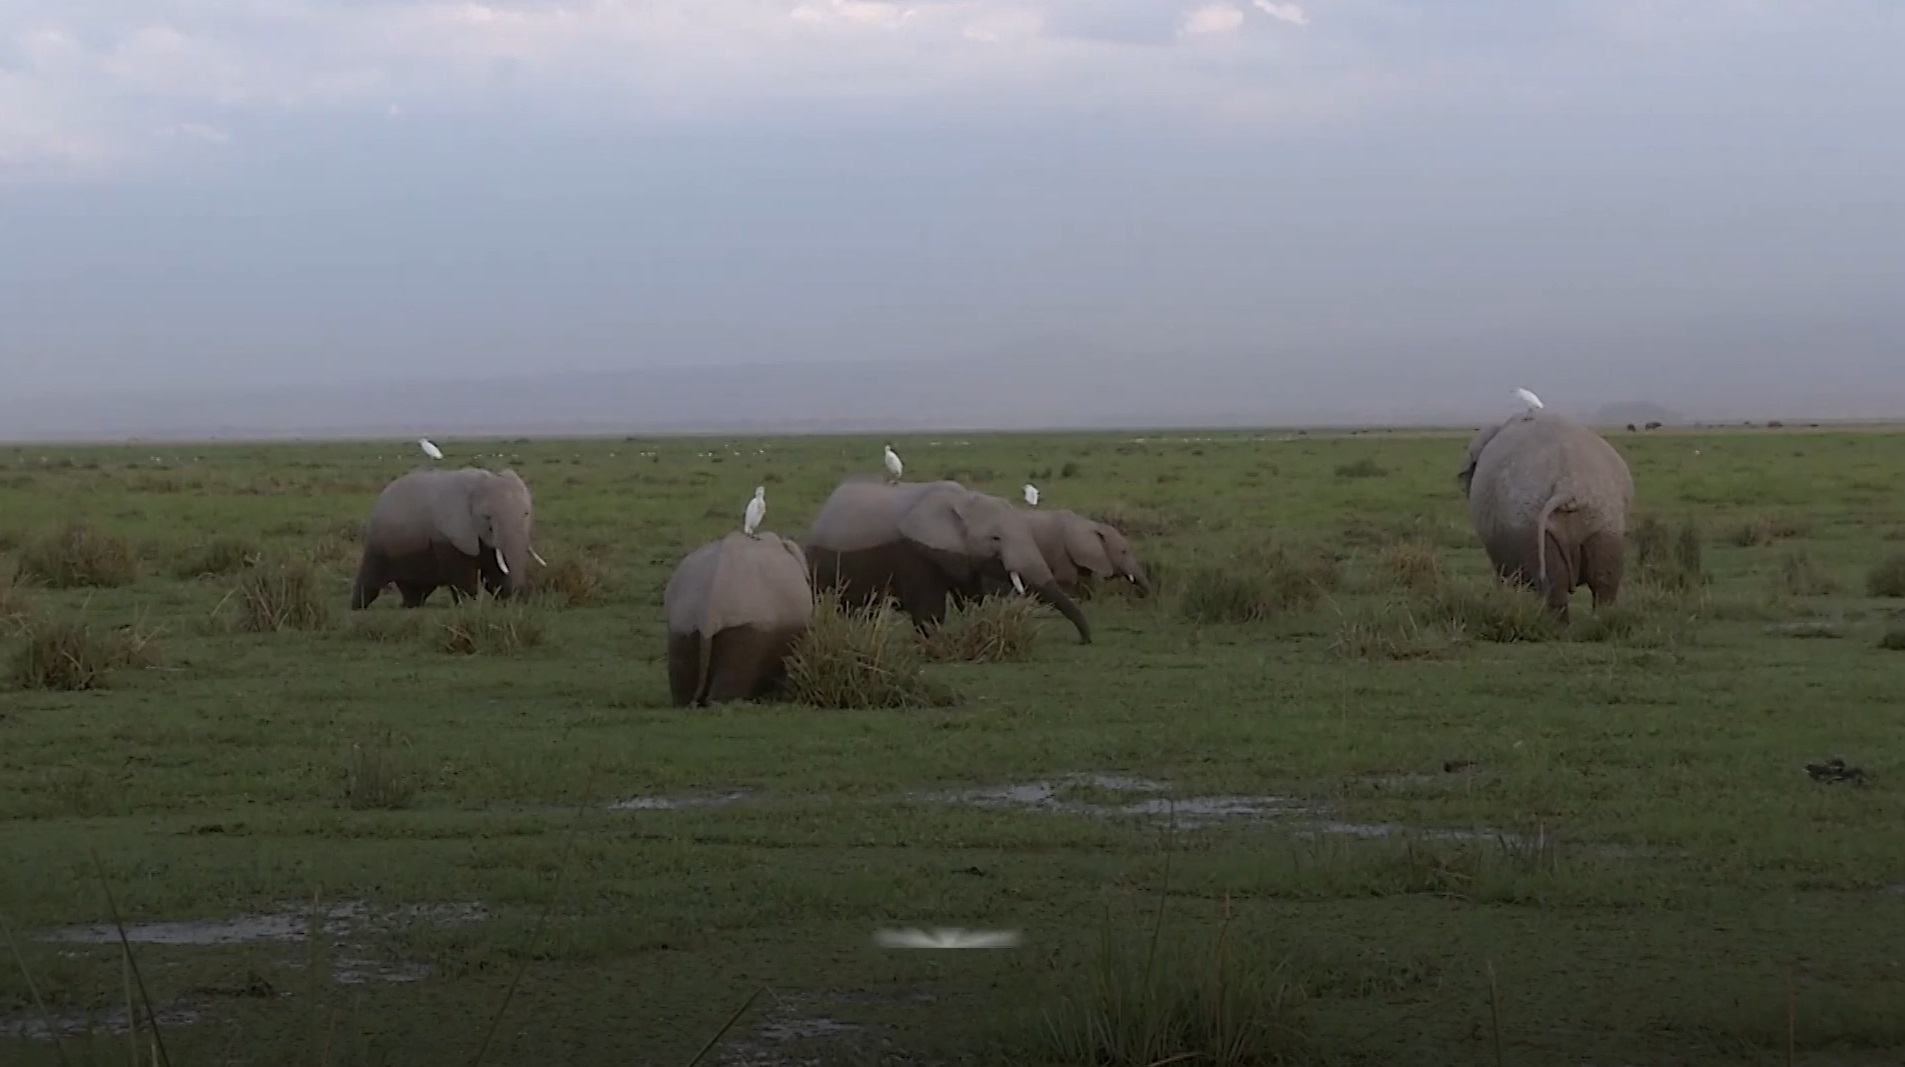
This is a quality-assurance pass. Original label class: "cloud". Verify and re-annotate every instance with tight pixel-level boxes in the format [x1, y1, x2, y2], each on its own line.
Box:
[1180, 4, 1245, 38]
[0, 0, 1897, 182]
[1252, 1, 1307, 26]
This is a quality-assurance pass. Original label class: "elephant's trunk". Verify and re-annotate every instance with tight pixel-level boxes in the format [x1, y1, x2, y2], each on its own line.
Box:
[1034, 579, 1092, 644]
[1127, 571, 1153, 598]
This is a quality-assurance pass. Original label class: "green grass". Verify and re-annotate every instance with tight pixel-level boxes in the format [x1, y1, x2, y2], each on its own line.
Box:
[4, 426, 1905, 1065]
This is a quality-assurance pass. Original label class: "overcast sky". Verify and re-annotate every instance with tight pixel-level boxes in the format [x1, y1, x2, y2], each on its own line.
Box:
[2, 1, 1903, 427]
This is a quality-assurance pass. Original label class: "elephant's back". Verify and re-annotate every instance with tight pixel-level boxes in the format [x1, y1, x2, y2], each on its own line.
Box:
[807, 480, 961, 551]
[667, 534, 813, 636]
[1471, 416, 1632, 537]
[365, 470, 449, 544]
[663, 540, 724, 635]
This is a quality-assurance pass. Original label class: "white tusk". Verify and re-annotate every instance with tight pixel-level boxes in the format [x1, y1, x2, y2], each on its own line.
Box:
[494, 547, 510, 575]
[1010, 572, 1026, 594]
[530, 548, 548, 567]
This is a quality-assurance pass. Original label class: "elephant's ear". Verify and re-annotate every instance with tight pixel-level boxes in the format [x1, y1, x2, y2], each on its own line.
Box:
[1065, 520, 1117, 577]
[777, 536, 808, 571]
[439, 476, 485, 556]
[897, 488, 970, 557]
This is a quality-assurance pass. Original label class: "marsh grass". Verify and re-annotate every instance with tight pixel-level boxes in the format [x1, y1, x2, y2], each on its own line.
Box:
[18, 519, 140, 589]
[1415, 578, 1563, 644]
[785, 591, 956, 709]
[224, 555, 332, 633]
[342, 729, 420, 811]
[921, 595, 1043, 663]
[1176, 538, 1340, 624]
[0, 558, 34, 633]
[170, 535, 261, 579]
[1333, 457, 1388, 479]
[1730, 514, 1813, 547]
[346, 612, 427, 644]
[1329, 599, 1466, 660]
[438, 594, 547, 655]
[10, 610, 164, 690]
[1372, 539, 1445, 593]
[1866, 553, 1905, 598]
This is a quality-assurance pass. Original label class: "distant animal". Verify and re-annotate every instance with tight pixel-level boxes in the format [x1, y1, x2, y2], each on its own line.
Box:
[418, 438, 444, 460]
[743, 486, 767, 537]
[883, 444, 903, 482]
[663, 531, 814, 707]
[803, 478, 1092, 643]
[1514, 388, 1544, 412]
[1457, 409, 1635, 621]
[349, 467, 546, 609]
[1023, 483, 1040, 507]
[965, 510, 1150, 602]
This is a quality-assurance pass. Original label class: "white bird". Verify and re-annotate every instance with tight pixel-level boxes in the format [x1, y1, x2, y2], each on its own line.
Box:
[1023, 484, 1039, 507]
[743, 486, 767, 537]
[1514, 388, 1544, 412]
[418, 438, 443, 460]
[883, 444, 903, 482]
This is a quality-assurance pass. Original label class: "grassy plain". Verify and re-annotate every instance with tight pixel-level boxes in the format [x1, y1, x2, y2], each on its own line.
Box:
[4, 424, 1905, 1066]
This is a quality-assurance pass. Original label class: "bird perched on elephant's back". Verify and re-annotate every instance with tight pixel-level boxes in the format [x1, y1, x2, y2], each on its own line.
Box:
[350, 466, 544, 609]
[802, 477, 1092, 643]
[663, 531, 813, 707]
[1458, 409, 1635, 620]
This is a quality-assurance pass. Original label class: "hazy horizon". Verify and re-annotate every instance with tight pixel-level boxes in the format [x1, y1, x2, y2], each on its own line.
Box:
[4, 1, 1903, 441]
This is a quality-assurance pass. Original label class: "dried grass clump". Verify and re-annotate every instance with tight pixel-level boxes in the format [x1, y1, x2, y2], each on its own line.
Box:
[1630, 514, 1706, 592]
[225, 555, 332, 633]
[438, 593, 546, 655]
[1329, 600, 1465, 660]
[11, 612, 164, 690]
[1175, 538, 1340, 624]
[1774, 550, 1842, 598]
[18, 519, 139, 589]
[922, 595, 1043, 664]
[1373, 540, 1445, 594]
[1866, 553, 1905, 598]
[0, 558, 35, 634]
[784, 591, 956, 709]
[1415, 579, 1562, 644]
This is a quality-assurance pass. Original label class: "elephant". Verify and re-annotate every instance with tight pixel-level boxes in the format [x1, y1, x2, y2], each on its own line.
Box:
[959, 510, 1152, 603]
[349, 466, 544, 609]
[802, 477, 1093, 643]
[1458, 409, 1635, 620]
[663, 531, 814, 707]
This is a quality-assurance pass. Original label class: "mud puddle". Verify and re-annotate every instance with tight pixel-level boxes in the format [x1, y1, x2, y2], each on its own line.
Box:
[607, 790, 757, 812]
[918, 773, 1323, 830]
[715, 988, 945, 1067]
[7, 900, 490, 1041]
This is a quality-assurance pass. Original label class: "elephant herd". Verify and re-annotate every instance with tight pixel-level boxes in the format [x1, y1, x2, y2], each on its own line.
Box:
[344, 406, 1635, 708]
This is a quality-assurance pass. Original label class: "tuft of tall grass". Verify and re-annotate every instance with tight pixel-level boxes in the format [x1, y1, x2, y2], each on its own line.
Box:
[530, 555, 615, 607]
[1175, 537, 1340, 624]
[1774, 550, 1842, 598]
[0, 557, 34, 634]
[1373, 539, 1445, 594]
[225, 555, 332, 633]
[1415, 578, 1563, 644]
[784, 590, 956, 709]
[1630, 514, 1706, 592]
[10, 611, 164, 690]
[1333, 457, 1388, 479]
[1730, 513, 1813, 547]
[342, 729, 420, 811]
[438, 593, 546, 655]
[1866, 553, 1905, 598]
[921, 595, 1043, 663]
[1329, 599, 1465, 660]
[18, 518, 140, 589]
[171, 535, 261, 579]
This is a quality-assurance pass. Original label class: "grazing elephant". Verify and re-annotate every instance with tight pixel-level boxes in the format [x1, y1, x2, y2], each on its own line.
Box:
[803, 478, 1093, 643]
[963, 510, 1152, 602]
[664, 531, 814, 707]
[1458, 409, 1635, 620]
[350, 467, 544, 609]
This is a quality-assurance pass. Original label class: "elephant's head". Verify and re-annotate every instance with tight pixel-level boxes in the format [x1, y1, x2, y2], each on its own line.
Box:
[901, 487, 1092, 643]
[455, 468, 543, 597]
[1081, 520, 1152, 596]
[1456, 421, 1507, 498]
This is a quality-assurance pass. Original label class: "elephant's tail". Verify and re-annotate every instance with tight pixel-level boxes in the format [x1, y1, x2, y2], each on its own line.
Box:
[1534, 492, 1568, 591]
[691, 630, 715, 707]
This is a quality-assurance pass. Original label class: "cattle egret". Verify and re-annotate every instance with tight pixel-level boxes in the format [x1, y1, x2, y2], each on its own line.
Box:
[418, 438, 444, 460]
[883, 444, 903, 482]
[743, 486, 767, 537]
[1023, 484, 1040, 507]
[1514, 388, 1544, 412]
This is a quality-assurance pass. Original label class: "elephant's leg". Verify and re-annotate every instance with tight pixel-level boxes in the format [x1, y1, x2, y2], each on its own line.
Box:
[432, 544, 483, 601]
[666, 631, 703, 707]
[705, 626, 802, 704]
[900, 575, 950, 634]
[349, 551, 385, 610]
[397, 581, 432, 608]
[1581, 530, 1625, 610]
